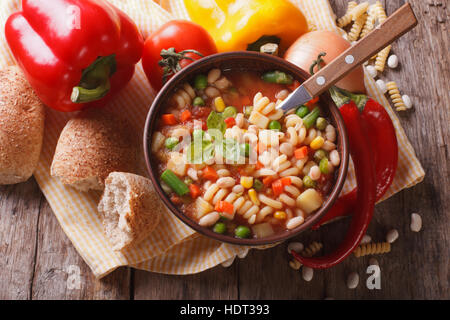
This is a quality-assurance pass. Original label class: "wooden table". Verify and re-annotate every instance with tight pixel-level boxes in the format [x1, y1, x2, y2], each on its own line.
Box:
[0, 0, 448, 300]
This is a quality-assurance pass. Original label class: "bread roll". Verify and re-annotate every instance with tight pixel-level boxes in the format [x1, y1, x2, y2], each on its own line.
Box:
[51, 109, 137, 191]
[98, 172, 162, 251]
[0, 66, 45, 185]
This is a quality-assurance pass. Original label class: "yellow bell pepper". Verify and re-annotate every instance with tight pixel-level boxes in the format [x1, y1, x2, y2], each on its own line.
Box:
[184, 0, 309, 53]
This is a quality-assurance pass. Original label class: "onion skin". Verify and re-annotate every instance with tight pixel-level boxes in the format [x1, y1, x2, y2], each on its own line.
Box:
[284, 30, 366, 93]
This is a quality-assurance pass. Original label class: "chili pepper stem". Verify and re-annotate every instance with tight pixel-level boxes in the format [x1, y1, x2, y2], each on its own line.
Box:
[336, 87, 369, 111]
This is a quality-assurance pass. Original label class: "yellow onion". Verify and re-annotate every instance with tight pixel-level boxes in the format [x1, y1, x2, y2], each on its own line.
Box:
[285, 30, 366, 93]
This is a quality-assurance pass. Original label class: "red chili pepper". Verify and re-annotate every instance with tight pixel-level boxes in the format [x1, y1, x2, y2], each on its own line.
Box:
[293, 89, 376, 269]
[5, 0, 144, 112]
[312, 88, 398, 230]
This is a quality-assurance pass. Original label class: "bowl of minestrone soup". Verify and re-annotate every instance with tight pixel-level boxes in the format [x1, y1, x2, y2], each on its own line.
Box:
[144, 51, 349, 245]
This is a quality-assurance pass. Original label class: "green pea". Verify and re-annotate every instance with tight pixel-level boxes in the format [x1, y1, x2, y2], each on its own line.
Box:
[269, 120, 281, 131]
[319, 158, 329, 174]
[194, 74, 208, 90]
[303, 175, 316, 189]
[240, 143, 251, 157]
[244, 106, 253, 118]
[213, 222, 227, 234]
[253, 179, 263, 192]
[223, 106, 238, 118]
[316, 117, 328, 131]
[314, 150, 328, 162]
[235, 225, 251, 239]
[165, 137, 179, 150]
[296, 105, 310, 118]
[193, 96, 205, 106]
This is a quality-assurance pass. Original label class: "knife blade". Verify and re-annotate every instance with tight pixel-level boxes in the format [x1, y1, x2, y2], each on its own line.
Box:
[275, 85, 313, 112]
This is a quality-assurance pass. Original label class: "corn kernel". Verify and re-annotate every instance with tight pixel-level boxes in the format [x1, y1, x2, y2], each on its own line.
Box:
[214, 97, 226, 112]
[274, 211, 287, 220]
[248, 189, 260, 205]
[240, 176, 253, 189]
[310, 136, 325, 150]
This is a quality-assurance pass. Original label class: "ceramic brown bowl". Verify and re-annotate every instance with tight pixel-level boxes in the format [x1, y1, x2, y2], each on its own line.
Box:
[143, 51, 349, 246]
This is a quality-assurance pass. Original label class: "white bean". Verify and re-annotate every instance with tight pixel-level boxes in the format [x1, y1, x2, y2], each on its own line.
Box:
[347, 272, 360, 289]
[198, 212, 220, 227]
[287, 242, 304, 254]
[387, 54, 399, 68]
[402, 95, 413, 109]
[325, 125, 336, 142]
[217, 169, 231, 177]
[410, 213, 422, 232]
[286, 216, 305, 230]
[235, 113, 245, 128]
[309, 166, 321, 181]
[207, 68, 221, 84]
[205, 86, 220, 98]
[302, 266, 314, 282]
[330, 150, 341, 166]
[361, 234, 372, 244]
[323, 141, 337, 151]
[365, 65, 377, 78]
[376, 79, 388, 94]
[386, 229, 399, 243]
[187, 167, 198, 181]
[214, 76, 231, 90]
[232, 185, 244, 194]
[275, 89, 290, 100]
[217, 177, 236, 188]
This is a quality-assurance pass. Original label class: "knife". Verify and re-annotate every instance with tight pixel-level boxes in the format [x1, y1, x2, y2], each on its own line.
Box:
[276, 3, 417, 112]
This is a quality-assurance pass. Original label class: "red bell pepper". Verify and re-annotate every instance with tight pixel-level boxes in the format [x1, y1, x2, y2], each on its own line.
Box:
[5, 0, 144, 112]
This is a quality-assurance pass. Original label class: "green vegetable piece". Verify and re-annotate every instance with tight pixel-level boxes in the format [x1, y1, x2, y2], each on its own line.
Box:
[184, 177, 193, 185]
[253, 179, 263, 192]
[261, 70, 293, 85]
[240, 143, 251, 157]
[314, 150, 328, 162]
[194, 74, 208, 90]
[161, 170, 189, 196]
[316, 117, 328, 131]
[223, 106, 237, 118]
[319, 158, 329, 174]
[303, 175, 317, 189]
[193, 96, 205, 106]
[235, 225, 251, 239]
[164, 137, 179, 150]
[296, 105, 310, 118]
[213, 222, 227, 234]
[207, 111, 226, 134]
[303, 107, 321, 129]
[269, 120, 281, 131]
[244, 106, 253, 118]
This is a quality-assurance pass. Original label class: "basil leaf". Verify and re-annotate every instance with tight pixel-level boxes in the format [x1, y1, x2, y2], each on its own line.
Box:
[207, 111, 226, 134]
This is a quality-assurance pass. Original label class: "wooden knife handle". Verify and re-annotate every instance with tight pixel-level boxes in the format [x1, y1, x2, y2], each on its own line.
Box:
[303, 3, 417, 97]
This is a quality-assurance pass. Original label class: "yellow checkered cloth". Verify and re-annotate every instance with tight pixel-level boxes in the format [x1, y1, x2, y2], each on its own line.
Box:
[0, 0, 424, 278]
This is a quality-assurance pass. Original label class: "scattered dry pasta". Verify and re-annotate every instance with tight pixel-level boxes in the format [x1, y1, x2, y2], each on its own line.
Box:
[337, 1, 357, 28]
[373, 0, 387, 23]
[375, 45, 392, 72]
[360, 5, 377, 38]
[348, 13, 367, 42]
[354, 242, 391, 257]
[386, 81, 407, 111]
[301, 241, 323, 257]
[350, 2, 370, 21]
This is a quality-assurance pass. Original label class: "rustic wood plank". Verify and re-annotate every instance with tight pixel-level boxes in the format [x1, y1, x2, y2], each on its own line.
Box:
[0, 179, 42, 300]
[133, 265, 238, 300]
[31, 200, 131, 300]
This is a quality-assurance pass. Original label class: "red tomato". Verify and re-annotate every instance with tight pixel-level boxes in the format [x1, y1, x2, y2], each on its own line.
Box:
[142, 20, 217, 91]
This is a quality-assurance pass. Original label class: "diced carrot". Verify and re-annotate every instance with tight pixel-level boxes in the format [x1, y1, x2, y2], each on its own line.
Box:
[305, 96, 320, 108]
[272, 179, 284, 196]
[180, 110, 192, 122]
[281, 177, 292, 186]
[215, 201, 234, 214]
[295, 146, 309, 159]
[262, 176, 274, 187]
[288, 80, 301, 91]
[162, 114, 178, 125]
[203, 166, 218, 181]
[255, 161, 264, 170]
[188, 184, 201, 199]
[224, 117, 236, 128]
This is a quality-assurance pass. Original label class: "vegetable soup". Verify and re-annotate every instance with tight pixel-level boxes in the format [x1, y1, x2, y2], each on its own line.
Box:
[151, 68, 340, 239]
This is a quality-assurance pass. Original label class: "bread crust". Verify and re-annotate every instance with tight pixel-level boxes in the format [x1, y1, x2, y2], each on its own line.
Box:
[98, 172, 163, 250]
[0, 66, 45, 185]
[51, 109, 137, 191]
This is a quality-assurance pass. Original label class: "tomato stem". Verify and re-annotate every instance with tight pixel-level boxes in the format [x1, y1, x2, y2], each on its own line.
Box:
[159, 47, 204, 84]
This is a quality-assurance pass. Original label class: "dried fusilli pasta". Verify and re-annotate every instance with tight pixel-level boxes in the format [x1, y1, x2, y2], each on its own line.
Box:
[386, 81, 407, 111]
[350, 2, 369, 21]
[373, 0, 387, 23]
[354, 242, 391, 257]
[374, 45, 391, 72]
[360, 5, 377, 38]
[348, 13, 367, 42]
[301, 241, 323, 257]
[337, 1, 357, 28]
